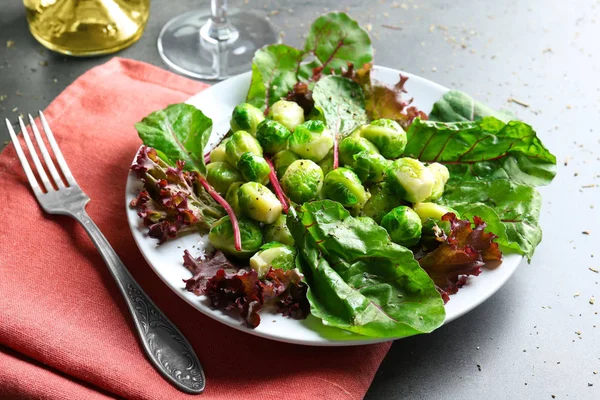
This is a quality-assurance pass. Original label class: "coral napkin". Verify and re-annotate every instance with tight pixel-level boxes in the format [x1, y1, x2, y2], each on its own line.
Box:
[0, 58, 391, 400]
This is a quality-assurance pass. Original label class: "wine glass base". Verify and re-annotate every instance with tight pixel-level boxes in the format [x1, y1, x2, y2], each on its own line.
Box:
[157, 9, 278, 80]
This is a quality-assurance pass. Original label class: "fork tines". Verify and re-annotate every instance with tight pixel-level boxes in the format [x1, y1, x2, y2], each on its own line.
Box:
[5, 111, 76, 196]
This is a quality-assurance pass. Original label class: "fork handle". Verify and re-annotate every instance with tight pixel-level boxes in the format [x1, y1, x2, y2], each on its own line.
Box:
[74, 209, 205, 394]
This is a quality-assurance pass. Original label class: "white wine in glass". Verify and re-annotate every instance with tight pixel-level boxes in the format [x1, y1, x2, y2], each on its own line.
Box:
[157, 0, 278, 80]
[24, 0, 150, 56]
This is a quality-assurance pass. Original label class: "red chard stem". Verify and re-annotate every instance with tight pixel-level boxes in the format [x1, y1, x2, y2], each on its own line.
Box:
[197, 175, 242, 251]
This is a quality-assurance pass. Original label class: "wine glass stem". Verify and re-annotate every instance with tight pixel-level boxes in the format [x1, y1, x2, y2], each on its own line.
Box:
[201, 0, 238, 43]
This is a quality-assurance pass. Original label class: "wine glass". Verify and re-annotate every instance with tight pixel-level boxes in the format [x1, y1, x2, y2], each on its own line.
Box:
[157, 0, 278, 80]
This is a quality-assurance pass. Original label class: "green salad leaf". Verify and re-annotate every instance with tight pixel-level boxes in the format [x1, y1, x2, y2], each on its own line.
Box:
[429, 90, 514, 123]
[288, 200, 445, 338]
[246, 45, 305, 111]
[404, 117, 556, 186]
[134, 103, 212, 175]
[247, 12, 372, 110]
[312, 75, 368, 138]
[440, 180, 542, 259]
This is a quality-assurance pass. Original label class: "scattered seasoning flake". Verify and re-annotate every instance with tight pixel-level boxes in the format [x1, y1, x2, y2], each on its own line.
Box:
[575, 331, 582, 335]
[6, 40, 15, 48]
[590, 297, 595, 305]
[365, 23, 373, 32]
[589, 383, 594, 387]
[582, 184, 597, 188]
[477, 364, 482, 371]
[11, 107, 18, 112]
[551, 396, 556, 399]
[590, 267, 599, 273]
[574, 292, 581, 297]
[382, 24, 402, 31]
[583, 231, 590, 235]
[508, 97, 530, 107]
[39, 60, 48, 67]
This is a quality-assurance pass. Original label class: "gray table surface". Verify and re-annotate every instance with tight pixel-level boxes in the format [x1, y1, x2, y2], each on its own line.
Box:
[1, 0, 599, 399]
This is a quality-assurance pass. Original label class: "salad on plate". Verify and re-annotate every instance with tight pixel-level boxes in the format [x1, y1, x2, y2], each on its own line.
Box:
[129, 13, 556, 340]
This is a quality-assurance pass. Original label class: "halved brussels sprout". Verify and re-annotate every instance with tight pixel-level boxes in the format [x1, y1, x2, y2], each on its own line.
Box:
[352, 151, 390, 183]
[225, 130, 263, 166]
[288, 120, 333, 162]
[268, 100, 305, 132]
[208, 216, 263, 259]
[338, 135, 379, 167]
[426, 162, 450, 201]
[206, 162, 242, 194]
[256, 119, 291, 154]
[359, 182, 399, 224]
[381, 206, 422, 247]
[225, 182, 243, 215]
[238, 182, 282, 224]
[386, 157, 435, 203]
[263, 214, 295, 246]
[249, 242, 297, 277]
[237, 152, 270, 185]
[209, 137, 230, 164]
[272, 149, 300, 178]
[412, 202, 458, 222]
[358, 119, 407, 159]
[280, 159, 324, 203]
[230, 103, 265, 136]
[322, 167, 370, 210]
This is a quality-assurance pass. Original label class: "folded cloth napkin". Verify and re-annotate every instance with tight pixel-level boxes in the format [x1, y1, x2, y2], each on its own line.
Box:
[0, 58, 391, 400]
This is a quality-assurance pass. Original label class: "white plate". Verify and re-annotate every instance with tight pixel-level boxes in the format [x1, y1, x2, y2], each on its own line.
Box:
[125, 66, 523, 346]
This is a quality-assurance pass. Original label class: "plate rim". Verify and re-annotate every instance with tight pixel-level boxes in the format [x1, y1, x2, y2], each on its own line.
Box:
[126, 65, 524, 346]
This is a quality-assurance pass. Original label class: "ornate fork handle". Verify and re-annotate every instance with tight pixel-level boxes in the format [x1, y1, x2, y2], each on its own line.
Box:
[74, 208, 205, 394]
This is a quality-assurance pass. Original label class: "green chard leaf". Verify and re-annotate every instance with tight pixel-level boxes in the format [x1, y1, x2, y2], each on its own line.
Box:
[300, 12, 373, 79]
[287, 200, 445, 338]
[246, 45, 305, 110]
[429, 90, 515, 123]
[134, 104, 212, 175]
[312, 76, 368, 137]
[246, 12, 372, 110]
[404, 117, 556, 186]
[439, 180, 542, 260]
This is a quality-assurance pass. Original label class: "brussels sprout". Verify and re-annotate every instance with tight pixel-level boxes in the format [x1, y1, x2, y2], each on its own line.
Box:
[426, 162, 450, 201]
[322, 167, 370, 210]
[338, 135, 379, 167]
[230, 103, 265, 136]
[352, 151, 390, 183]
[208, 216, 263, 259]
[272, 149, 300, 178]
[264, 214, 295, 246]
[289, 120, 334, 162]
[255, 119, 291, 154]
[359, 182, 399, 224]
[209, 137, 230, 164]
[318, 149, 334, 176]
[381, 206, 422, 247]
[358, 119, 407, 159]
[225, 182, 243, 215]
[236, 152, 270, 185]
[268, 100, 305, 132]
[238, 182, 282, 224]
[412, 202, 458, 222]
[386, 157, 435, 203]
[249, 242, 297, 277]
[225, 130, 263, 166]
[280, 159, 324, 203]
[206, 162, 242, 194]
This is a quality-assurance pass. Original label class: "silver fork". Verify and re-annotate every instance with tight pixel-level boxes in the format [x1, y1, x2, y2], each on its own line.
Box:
[5, 112, 205, 394]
